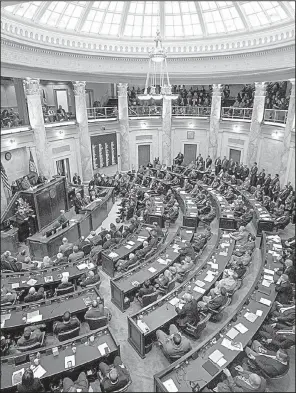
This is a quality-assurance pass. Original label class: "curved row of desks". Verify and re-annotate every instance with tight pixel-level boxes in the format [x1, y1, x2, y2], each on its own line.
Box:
[154, 231, 282, 392]
[27, 187, 114, 259]
[110, 226, 194, 312]
[1, 326, 120, 392]
[1, 287, 101, 333]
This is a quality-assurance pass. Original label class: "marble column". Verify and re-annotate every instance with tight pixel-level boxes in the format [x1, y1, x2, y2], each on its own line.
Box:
[162, 98, 172, 167]
[117, 83, 130, 171]
[73, 81, 93, 183]
[208, 84, 222, 161]
[246, 82, 266, 166]
[279, 78, 295, 185]
[23, 77, 51, 178]
[13, 78, 30, 125]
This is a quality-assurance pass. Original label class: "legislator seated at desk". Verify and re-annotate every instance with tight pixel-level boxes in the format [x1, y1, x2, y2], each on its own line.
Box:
[1, 286, 18, 304]
[68, 246, 84, 262]
[1, 335, 20, 356]
[17, 325, 44, 348]
[269, 302, 295, 324]
[80, 270, 101, 287]
[73, 192, 88, 214]
[198, 287, 228, 311]
[135, 240, 150, 259]
[175, 293, 200, 328]
[1, 250, 21, 271]
[89, 231, 103, 246]
[116, 253, 138, 273]
[56, 276, 73, 291]
[76, 235, 91, 250]
[84, 299, 110, 321]
[156, 324, 192, 360]
[103, 234, 116, 250]
[62, 371, 89, 392]
[136, 280, 155, 300]
[229, 226, 250, 246]
[233, 235, 255, 256]
[245, 343, 289, 378]
[99, 355, 131, 393]
[24, 286, 45, 303]
[229, 250, 253, 267]
[59, 237, 74, 254]
[53, 311, 81, 335]
[258, 324, 295, 350]
[214, 366, 266, 393]
[53, 252, 68, 266]
[16, 249, 28, 263]
[17, 368, 45, 393]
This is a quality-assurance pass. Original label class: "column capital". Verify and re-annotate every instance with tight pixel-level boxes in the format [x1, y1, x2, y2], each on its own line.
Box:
[254, 81, 267, 96]
[117, 83, 128, 97]
[73, 81, 86, 96]
[212, 84, 223, 96]
[23, 77, 40, 96]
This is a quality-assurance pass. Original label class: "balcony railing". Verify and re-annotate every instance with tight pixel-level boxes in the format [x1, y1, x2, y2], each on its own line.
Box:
[172, 106, 211, 117]
[128, 106, 162, 117]
[87, 107, 118, 120]
[221, 107, 253, 120]
[264, 109, 288, 124]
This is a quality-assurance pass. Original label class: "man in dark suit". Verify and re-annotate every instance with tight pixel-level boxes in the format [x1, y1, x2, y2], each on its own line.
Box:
[15, 208, 30, 242]
[198, 287, 228, 311]
[99, 356, 130, 392]
[62, 372, 89, 392]
[259, 324, 295, 350]
[263, 174, 272, 195]
[53, 253, 68, 266]
[68, 246, 84, 262]
[53, 311, 80, 335]
[80, 270, 100, 287]
[175, 293, 200, 328]
[84, 299, 110, 320]
[245, 344, 289, 378]
[205, 155, 212, 169]
[221, 156, 229, 172]
[215, 157, 222, 175]
[73, 192, 87, 214]
[257, 169, 266, 186]
[89, 231, 102, 246]
[136, 280, 155, 300]
[250, 162, 258, 186]
[275, 274, 293, 304]
[56, 276, 73, 291]
[135, 241, 151, 259]
[76, 235, 90, 250]
[17, 325, 43, 348]
[241, 165, 250, 181]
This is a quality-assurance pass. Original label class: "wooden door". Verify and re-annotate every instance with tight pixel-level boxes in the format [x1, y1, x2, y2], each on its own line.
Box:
[183, 144, 197, 166]
[229, 148, 241, 164]
[138, 145, 150, 168]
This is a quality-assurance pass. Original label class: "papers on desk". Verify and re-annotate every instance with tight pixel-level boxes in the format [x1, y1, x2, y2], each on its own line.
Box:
[259, 297, 272, 306]
[137, 319, 150, 333]
[98, 342, 110, 356]
[83, 297, 92, 306]
[195, 280, 205, 287]
[108, 252, 119, 258]
[256, 310, 263, 317]
[148, 267, 157, 273]
[219, 251, 228, 256]
[27, 278, 37, 286]
[169, 297, 180, 306]
[33, 364, 47, 378]
[11, 282, 20, 289]
[62, 272, 69, 279]
[186, 230, 192, 233]
[244, 312, 258, 323]
[204, 271, 216, 282]
[217, 357, 227, 367]
[137, 237, 146, 242]
[127, 241, 135, 245]
[125, 245, 133, 250]
[207, 262, 218, 270]
[77, 263, 88, 270]
[222, 234, 230, 238]
[180, 191, 186, 194]
[226, 328, 239, 340]
[12, 368, 24, 386]
[234, 323, 248, 334]
[264, 268, 275, 275]
[172, 244, 180, 249]
[131, 281, 140, 287]
[262, 279, 272, 288]
[221, 338, 243, 351]
[87, 262, 95, 270]
[163, 379, 178, 392]
[193, 286, 206, 294]
[157, 258, 168, 265]
[27, 310, 43, 323]
[209, 349, 224, 364]
[263, 275, 274, 282]
[44, 276, 53, 283]
[65, 354, 75, 369]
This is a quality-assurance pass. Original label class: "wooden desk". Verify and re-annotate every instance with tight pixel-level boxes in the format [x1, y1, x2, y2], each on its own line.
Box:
[27, 188, 114, 259]
[154, 231, 282, 392]
[101, 226, 153, 277]
[0, 227, 19, 254]
[1, 287, 100, 334]
[1, 258, 96, 292]
[110, 227, 194, 312]
[128, 230, 235, 358]
[147, 196, 166, 228]
[1, 326, 120, 392]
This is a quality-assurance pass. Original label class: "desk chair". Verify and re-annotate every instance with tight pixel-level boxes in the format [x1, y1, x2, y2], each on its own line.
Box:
[183, 313, 211, 339]
[82, 244, 92, 256]
[248, 358, 290, 381]
[209, 296, 231, 322]
[56, 285, 75, 296]
[85, 315, 108, 330]
[2, 297, 17, 307]
[17, 332, 45, 352]
[158, 280, 176, 295]
[139, 291, 158, 308]
[63, 248, 73, 258]
[57, 326, 80, 342]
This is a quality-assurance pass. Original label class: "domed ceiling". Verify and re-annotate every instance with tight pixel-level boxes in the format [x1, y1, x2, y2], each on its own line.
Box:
[3, 1, 295, 41]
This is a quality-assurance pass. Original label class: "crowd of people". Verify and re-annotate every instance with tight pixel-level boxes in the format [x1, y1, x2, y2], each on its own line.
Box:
[1, 108, 21, 128]
[42, 104, 72, 123]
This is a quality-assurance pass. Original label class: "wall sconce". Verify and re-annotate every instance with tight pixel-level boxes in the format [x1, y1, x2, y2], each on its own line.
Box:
[189, 122, 193, 128]
[272, 131, 279, 139]
[9, 139, 16, 146]
[233, 125, 240, 132]
[58, 130, 64, 137]
[142, 122, 147, 128]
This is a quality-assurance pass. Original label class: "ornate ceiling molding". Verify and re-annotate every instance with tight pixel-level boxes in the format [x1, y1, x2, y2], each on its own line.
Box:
[1, 15, 295, 58]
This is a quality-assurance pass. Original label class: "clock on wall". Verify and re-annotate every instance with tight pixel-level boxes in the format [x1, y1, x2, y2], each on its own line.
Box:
[5, 152, 12, 161]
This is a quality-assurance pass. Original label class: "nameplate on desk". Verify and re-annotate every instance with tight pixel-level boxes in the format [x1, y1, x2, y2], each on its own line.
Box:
[209, 349, 224, 364]
[163, 379, 178, 392]
[12, 368, 25, 386]
[259, 297, 272, 306]
[127, 241, 135, 245]
[108, 252, 119, 258]
[62, 272, 69, 278]
[32, 364, 47, 378]
[148, 267, 157, 273]
[65, 354, 76, 369]
[44, 276, 53, 283]
[125, 245, 133, 250]
[264, 268, 275, 275]
[27, 314, 43, 323]
[234, 323, 248, 334]
[98, 342, 110, 356]
[169, 297, 180, 306]
[137, 320, 150, 333]
[195, 280, 205, 287]
[77, 263, 88, 270]
[157, 258, 168, 265]
[193, 286, 206, 294]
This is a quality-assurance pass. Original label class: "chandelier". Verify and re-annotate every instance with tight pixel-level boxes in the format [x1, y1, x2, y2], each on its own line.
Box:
[137, 30, 179, 101]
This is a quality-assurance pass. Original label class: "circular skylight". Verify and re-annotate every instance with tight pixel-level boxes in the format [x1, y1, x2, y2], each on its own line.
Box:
[3, 1, 295, 40]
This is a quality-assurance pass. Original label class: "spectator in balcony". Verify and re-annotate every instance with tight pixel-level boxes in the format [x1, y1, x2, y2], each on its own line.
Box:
[9, 108, 21, 127]
[56, 105, 69, 121]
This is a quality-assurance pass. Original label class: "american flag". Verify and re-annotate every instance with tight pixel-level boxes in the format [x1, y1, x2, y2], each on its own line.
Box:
[1, 161, 11, 193]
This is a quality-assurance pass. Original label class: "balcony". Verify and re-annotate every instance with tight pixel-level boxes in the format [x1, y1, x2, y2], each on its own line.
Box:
[172, 106, 211, 117]
[87, 107, 118, 121]
[264, 109, 288, 125]
[128, 106, 162, 117]
[221, 107, 253, 121]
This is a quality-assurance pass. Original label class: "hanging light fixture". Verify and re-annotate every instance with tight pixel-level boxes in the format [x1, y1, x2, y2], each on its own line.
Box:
[137, 30, 179, 101]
